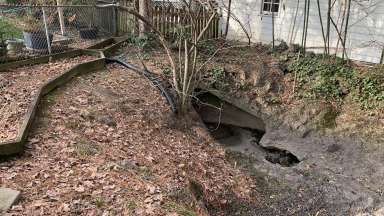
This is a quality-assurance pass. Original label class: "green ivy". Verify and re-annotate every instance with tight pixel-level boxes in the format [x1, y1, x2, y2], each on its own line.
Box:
[206, 66, 228, 89]
[127, 33, 158, 52]
[288, 55, 383, 110]
[162, 66, 172, 78]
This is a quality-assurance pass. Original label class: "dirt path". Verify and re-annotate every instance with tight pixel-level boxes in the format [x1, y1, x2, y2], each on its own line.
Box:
[0, 56, 96, 141]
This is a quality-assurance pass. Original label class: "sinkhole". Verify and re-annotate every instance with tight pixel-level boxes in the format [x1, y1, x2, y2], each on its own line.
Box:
[193, 90, 300, 167]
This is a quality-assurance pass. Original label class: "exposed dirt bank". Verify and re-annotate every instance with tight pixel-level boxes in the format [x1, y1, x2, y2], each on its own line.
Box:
[124, 42, 384, 215]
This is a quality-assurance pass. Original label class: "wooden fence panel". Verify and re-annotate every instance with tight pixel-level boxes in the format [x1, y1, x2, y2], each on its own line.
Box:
[116, 1, 220, 39]
[153, 4, 220, 40]
[116, 0, 136, 35]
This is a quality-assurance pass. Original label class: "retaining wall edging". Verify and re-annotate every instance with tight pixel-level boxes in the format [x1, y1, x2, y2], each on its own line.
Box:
[0, 58, 106, 155]
[0, 37, 138, 155]
[0, 49, 101, 72]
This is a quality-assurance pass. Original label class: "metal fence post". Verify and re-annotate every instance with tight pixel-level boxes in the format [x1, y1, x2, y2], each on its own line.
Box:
[42, 7, 52, 56]
[57, 0, 66, 35]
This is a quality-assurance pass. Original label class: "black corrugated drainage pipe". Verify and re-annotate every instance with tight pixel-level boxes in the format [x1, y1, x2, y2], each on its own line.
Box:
[105, 58, 178, 114]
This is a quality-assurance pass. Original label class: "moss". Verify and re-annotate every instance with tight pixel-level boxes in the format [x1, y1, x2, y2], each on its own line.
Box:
[317, 106, 338, 129]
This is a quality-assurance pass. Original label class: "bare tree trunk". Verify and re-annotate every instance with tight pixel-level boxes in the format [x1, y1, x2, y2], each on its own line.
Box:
[272, 11, 275, 50]
[326, 0, 331, 54]
[303, 0, 310, 55]
[301, 0, 308, 48]
[119, 2, 249, 114]
[224, 0, 232, 38]
[316, 0, 327, 54]
[335, 0, 346, 56]
[330, 17, 348, 59]
[301, 0, 310, 56]
[139, 0, 152, 35]
[289, 0, 300, 44]
[342, 0, 351, 60]
[380, 48, 384, 64]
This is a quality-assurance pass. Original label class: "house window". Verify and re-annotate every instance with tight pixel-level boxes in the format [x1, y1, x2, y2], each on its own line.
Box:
[262, 0, 280, 15]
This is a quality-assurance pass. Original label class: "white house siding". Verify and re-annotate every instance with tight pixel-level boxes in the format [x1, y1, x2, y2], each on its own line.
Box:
[220, 0, 384, 64]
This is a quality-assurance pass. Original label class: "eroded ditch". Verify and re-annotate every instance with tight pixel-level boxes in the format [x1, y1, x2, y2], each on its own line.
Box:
[193, 91, 300, 167]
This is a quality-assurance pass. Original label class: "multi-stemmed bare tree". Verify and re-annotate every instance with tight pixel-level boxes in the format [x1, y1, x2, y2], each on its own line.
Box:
[119, 0, 249, 114]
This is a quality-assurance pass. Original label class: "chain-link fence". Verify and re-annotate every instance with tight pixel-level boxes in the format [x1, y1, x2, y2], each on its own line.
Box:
[0, 4, 121, 63]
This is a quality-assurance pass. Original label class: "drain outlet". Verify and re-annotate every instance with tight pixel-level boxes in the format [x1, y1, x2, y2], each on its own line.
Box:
[264, 147, 300, 167]
[194, 91, 300, 167]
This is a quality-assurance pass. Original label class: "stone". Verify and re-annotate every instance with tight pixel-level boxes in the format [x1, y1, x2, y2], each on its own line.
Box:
[0, 188, 21, 212]
[97, 115, 117, 127]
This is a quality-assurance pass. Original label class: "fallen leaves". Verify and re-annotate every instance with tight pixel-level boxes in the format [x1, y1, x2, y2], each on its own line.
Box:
[1, 63, 254, 215]
[0, 55, 97, 142]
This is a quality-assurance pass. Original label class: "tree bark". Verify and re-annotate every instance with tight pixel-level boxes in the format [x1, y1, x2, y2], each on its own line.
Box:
[316, 0, 327, 53]
[342, 0, 351, 60]
[326, 0, 331, 54]
[224, 0, 232, 38]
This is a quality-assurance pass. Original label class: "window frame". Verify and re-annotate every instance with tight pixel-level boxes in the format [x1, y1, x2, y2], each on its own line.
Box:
[261, 0, 280, 16]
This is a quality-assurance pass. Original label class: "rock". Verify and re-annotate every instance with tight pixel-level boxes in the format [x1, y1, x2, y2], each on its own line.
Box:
[0, 188, 21, 211]
[327, 144, 342, 153]
[80, 109, 94, 120]
[97, 115, 117, 127]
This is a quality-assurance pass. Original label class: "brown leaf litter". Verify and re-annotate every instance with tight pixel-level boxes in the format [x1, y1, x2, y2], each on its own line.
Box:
[1, 64, 254, 215]
[0, 55, 97, 142]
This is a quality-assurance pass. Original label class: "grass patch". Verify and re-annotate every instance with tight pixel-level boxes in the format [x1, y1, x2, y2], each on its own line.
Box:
[164, 202, 198, 216]
[94, 197, 106, 208]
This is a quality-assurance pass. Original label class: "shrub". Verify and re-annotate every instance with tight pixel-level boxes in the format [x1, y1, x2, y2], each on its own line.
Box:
[0, 16, 22, 39]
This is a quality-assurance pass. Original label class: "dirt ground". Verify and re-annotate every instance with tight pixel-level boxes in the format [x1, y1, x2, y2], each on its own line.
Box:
[126, 42, 384, 215]
[1, 64, 256, 215]
[0, 55, 96, 141]
[1, 61, 355, 215]
[1, 41, 384, 215]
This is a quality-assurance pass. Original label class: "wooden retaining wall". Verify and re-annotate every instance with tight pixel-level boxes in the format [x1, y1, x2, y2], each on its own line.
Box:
[0, 38, 128, 156]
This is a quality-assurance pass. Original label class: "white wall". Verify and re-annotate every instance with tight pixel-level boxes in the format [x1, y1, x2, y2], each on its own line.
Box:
[220, 0, 384, 63]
